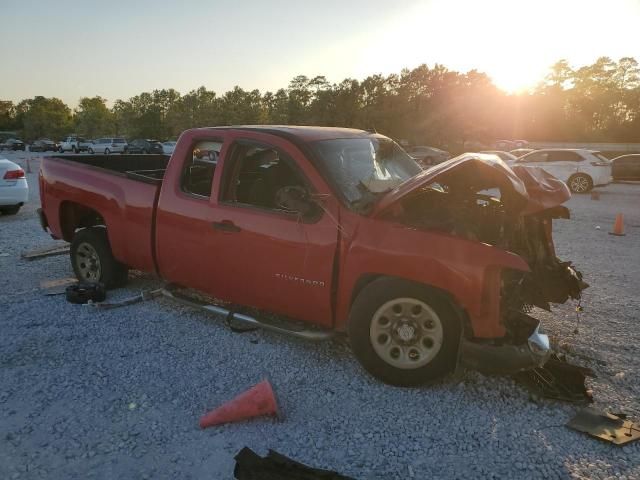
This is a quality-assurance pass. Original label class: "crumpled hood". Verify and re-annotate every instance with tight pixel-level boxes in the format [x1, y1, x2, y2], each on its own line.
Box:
[372, 153, 571, 216]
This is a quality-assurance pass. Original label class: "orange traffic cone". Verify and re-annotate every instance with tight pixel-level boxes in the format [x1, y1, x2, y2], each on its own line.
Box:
[199, 380, 280, 428]
[609, 213, 625, 236]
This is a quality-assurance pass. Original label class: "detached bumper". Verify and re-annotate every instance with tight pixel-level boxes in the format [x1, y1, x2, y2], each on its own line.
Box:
[460, 323, 551, 374]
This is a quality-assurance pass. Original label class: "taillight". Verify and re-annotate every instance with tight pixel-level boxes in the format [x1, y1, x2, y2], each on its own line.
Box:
[3, 169, 25, 180]
[591, 161, 609, 167]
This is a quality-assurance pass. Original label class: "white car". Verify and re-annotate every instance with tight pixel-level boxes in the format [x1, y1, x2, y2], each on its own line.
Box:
[512, 149, 612, 193]
[88, 138, 128, 154]
[0, 158, 29, 215]
[59, 136, 91, 153]
[162, 141, 176, 155]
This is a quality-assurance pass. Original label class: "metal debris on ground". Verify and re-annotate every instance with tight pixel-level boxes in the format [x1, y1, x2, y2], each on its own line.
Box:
[234, 447, 357, 480]
[514, 353, 595, 404]
[86, 288, 163, 310]
[21, 244, 70, 260]
[567, 407, 640, 445]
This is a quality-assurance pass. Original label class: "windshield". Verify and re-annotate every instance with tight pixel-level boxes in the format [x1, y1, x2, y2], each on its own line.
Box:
[312, 137, 421, 208]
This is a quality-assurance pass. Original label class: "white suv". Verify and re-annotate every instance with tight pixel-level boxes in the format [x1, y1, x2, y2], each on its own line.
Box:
[88, 138, 128, 154]
[513, 149, 612, 193]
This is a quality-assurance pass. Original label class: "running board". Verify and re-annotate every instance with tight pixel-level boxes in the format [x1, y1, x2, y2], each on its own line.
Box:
[161, 289, 334, 341]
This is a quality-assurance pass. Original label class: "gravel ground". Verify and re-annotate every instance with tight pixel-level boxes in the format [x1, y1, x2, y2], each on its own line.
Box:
[1, 150, 639, 479]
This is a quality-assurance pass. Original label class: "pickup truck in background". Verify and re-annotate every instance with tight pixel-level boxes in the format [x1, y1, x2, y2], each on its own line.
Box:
[38, 126, 586, 386]
[58, 136, 91, 153]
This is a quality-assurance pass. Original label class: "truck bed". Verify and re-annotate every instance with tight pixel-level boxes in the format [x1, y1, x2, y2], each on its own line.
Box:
[54, 154, 169, 185]
[39, 154, 171, 274]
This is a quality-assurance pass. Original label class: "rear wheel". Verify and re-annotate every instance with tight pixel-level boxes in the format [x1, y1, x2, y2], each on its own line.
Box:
[568, 173, 593, 193]
[348, 278, 461, 386]
[104, 148, 111, 155]
[88, 148, 94, 154]
[70, 227, 128, 288]
[58, 146, 64, 153]
[0, 205, 20, 215]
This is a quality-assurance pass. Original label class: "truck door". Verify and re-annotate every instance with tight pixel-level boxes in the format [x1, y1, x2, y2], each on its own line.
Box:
[155, 134, 227, 294]
[211, 134, 339, 328]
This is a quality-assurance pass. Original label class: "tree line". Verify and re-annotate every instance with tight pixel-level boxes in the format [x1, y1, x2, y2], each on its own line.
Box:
[1, 56, 639, 150]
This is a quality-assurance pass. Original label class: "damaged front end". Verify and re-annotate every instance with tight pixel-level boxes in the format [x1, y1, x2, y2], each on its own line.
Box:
[375, 154, 588, 374]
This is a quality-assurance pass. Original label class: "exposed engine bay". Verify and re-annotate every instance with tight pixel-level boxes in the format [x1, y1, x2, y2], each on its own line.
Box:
[389, 157, 588, 331]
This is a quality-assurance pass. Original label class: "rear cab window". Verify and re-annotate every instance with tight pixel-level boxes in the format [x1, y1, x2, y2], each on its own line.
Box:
[180, 140, 223, 198]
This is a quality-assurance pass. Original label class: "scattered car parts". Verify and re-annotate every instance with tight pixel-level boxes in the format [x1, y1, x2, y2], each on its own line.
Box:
[567, 408, 640, 445]
[234, 447, 356, 480]
[65, 282, 106, 304]
[514, 353, 595, 404]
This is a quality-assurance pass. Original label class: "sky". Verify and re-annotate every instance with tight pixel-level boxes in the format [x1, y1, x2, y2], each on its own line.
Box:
[2, 0, 640, 107]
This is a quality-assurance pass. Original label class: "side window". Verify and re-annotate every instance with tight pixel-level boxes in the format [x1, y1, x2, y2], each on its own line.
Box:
[519, 152, 548, 163]
[222, 142, 308, 213]
[181, 140, 222, 198]
[547, 151, 582, 162]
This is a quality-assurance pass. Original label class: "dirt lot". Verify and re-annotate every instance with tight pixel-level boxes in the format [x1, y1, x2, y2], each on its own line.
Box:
[1, 151, 639, 479]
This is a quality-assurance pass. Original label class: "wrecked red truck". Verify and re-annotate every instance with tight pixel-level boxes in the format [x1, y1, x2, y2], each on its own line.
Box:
[38, 126, 586, 386]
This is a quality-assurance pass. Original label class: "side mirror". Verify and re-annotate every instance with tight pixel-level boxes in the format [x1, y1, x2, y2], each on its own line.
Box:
[275, 185, 316, 216]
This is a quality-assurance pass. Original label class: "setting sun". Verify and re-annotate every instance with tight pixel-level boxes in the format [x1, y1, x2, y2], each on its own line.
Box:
[351, 0, 640, 93]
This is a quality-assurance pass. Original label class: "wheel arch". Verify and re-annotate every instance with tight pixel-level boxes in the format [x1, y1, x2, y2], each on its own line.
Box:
[59, 201, 106, 242]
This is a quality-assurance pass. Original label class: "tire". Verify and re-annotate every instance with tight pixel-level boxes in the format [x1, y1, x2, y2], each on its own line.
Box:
[88, 148, 94, 154]
[70, 227, 128, 288]
[72, 146, 78, 154]
[568, 173, 593, 194]
[58, 146, 64, 153]
[104, 148, 110, 155]
[0, 205, 20, 215]
[348, 278, 461, 386]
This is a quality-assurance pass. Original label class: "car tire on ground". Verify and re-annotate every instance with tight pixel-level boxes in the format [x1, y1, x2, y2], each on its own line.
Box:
[70, 227, 128, 289]
[348, 277, 461, 386]
[58, 146, 64, 153]
[104, 148, 110, 155]
[72, 146, 78, 154]
[0, 205, 21, 215]
[88, 148, 94, 154]
[568, 173, 593, 194]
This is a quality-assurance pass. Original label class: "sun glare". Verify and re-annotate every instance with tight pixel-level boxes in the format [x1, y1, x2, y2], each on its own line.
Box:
[351, 0, 640, 94]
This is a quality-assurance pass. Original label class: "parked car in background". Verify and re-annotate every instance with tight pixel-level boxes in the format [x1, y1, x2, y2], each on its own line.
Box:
[510, 148, 535, 158]
[162, 141, 177, 155]
[1, 138, 26, 151]
[480, 150, 518, 163]
[59, 136, 91, 153]
[611, 154, 640, 181]
[87, 138, 128, 154]
[0, 158, 28, 215]
[514, 149, 612, 193]
[30, 139, 58, 152]
[127, 139, 164, 154]
[406, 145, 451, 167]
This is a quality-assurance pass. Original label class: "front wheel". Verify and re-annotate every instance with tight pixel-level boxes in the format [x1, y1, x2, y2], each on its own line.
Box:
[348, 278, 461, 386]
[70, 227, 128, 288]
[568, 173, 593, 194]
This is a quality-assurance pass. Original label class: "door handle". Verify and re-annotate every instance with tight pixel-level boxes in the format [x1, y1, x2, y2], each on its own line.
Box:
[212, 220, 241, 233]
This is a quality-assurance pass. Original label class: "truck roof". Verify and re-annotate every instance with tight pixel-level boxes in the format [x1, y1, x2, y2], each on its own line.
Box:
[189, 125, 375, 142]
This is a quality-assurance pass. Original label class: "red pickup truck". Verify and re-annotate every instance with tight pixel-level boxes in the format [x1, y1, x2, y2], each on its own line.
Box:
[38, 126, 585, 386]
